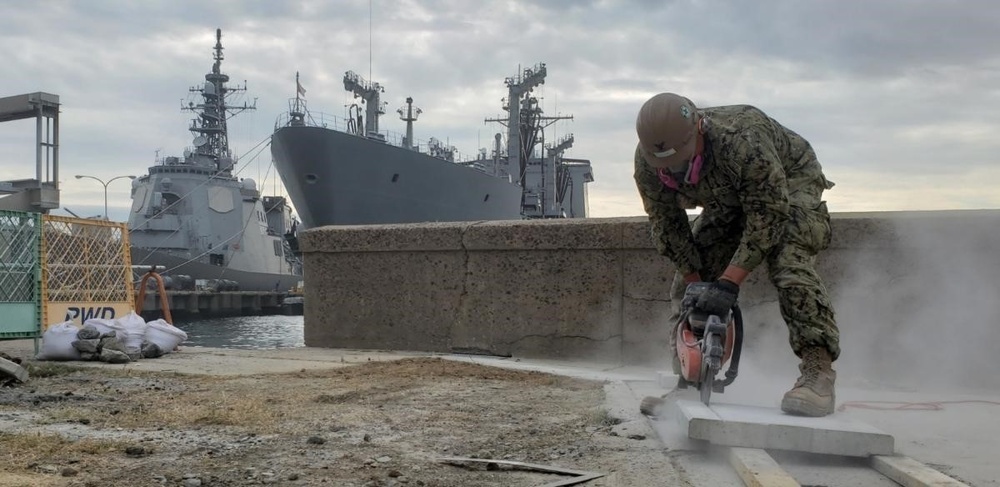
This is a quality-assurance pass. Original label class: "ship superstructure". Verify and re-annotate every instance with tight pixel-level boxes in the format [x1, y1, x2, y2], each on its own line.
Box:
[128, 29, 301, 292]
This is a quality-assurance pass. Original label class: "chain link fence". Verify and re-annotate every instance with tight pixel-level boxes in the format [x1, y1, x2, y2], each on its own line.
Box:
[0, 210, 41, 339]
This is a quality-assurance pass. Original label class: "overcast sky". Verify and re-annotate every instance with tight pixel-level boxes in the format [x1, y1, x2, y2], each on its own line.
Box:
[2, 0, 998, 222]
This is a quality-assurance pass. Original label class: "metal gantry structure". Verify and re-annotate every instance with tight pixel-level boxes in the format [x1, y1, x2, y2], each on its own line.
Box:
[0, 92, 61, 213]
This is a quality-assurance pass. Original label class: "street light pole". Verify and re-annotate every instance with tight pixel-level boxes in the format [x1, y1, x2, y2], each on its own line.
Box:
[75, 174, 137, 220]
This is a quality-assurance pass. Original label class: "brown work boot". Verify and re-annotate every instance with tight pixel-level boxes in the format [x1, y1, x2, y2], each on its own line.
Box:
[781, 347, 836, 417]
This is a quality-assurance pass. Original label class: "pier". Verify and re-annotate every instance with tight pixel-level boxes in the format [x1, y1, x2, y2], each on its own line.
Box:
[135, 290, 303, 321]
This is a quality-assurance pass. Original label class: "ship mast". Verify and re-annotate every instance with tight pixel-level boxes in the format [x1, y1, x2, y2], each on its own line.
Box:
[485, 63, 572, 186]
[287, 72, 307, 126]
[343, 70, 385, 137]
[396, 97, 422, 150]
[183, 28, 256, 174]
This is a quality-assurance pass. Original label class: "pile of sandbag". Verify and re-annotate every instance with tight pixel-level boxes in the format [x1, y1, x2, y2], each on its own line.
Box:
[36, 313, 189, 363]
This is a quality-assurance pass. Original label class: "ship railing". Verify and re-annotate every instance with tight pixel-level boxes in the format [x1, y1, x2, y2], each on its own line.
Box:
[274, 111, 352, 133]
[275, 110, 495, 168]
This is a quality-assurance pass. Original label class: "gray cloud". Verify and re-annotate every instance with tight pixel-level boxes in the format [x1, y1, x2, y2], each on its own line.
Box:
[1, 0, 998, 220]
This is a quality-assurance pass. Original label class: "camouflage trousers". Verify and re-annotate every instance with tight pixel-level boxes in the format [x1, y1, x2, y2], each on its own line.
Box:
[669, 202, 840, 362]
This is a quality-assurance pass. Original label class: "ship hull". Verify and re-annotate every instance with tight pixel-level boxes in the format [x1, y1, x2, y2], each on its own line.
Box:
[131, 248, 302, 293]
[271, 126, 524, 228]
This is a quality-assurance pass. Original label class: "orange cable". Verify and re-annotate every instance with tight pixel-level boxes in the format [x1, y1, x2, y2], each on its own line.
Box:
[837, 400, 1000, 412]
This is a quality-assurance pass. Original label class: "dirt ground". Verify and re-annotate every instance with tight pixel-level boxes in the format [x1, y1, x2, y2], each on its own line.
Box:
[0, 356, 689, 487]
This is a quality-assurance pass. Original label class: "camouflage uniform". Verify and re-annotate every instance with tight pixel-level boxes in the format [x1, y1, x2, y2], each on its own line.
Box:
[634, 105, 840, 360]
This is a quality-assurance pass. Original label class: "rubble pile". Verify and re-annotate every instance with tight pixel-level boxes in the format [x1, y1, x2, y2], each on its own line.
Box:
[71, 324, 165, 364]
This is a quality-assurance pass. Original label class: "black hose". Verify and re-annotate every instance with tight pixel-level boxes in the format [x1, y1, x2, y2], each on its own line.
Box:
[721, 304, 744, 386]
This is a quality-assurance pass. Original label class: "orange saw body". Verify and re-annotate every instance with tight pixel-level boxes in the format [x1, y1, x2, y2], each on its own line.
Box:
[674, 282, 745, 405]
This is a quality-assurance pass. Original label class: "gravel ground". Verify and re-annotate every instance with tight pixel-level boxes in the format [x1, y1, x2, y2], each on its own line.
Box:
[0, 354, 689, 487]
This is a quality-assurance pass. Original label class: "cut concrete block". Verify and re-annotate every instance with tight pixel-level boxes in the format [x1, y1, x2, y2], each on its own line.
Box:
[672, 399, 894, 457]
[0, 356, 28, 383]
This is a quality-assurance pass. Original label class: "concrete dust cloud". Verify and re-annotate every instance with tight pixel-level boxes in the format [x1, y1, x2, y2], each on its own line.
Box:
[831, 216, 1000, 393]
[664, 213, 1000, 408]
[722, 305, 802, 408]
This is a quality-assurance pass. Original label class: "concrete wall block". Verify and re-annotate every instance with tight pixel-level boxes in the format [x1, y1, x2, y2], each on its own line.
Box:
[728, 266, 775, 308]
[301, 210, 1000, 379]
[304, 252, 463, 351]
[621, 249, 675, 301]
[829, 216, 895, 249]
[300, 222, 468, 253]
[733, 301, 787, 356]
[887, 211, 1000, 250]
[451, 249, 622, 360]
[621, 296, 673, 367]
[621, 217, 659, 249]
[828, 210, 1000, 251]
[461, 218, 625, 251]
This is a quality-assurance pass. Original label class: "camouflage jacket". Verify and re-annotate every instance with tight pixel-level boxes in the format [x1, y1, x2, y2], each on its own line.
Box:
[634, 104, 834, 275]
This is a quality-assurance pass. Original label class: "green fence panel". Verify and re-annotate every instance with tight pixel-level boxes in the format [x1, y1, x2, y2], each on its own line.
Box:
[0, 210, 41, 340]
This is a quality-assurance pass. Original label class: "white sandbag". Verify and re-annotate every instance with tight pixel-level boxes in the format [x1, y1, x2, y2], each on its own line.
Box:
[115, 312, 147, 355]
[36, 321, 82, 361]
[144, 319, 187, 353]
[84, 318, 125, 341]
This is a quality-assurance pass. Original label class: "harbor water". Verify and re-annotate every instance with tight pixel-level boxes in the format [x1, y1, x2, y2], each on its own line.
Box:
[172, 315, 304, 350]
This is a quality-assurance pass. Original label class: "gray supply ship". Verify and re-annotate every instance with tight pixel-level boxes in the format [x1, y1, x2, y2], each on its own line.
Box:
[127, 29, 302, 292]
[270, 63, 594, 229]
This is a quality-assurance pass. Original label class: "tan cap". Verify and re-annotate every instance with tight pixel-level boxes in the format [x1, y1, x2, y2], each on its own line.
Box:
[636, 93, 698, 170]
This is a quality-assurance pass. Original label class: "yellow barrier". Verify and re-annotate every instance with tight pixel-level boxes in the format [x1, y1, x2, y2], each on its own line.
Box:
[40, 216, 134, 328]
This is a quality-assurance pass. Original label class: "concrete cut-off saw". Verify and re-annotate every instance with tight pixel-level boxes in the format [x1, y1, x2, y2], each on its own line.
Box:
[673, 282, 745, 405]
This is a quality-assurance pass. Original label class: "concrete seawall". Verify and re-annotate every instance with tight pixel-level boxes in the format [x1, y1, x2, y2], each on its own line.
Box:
[300, 210, 1000, 389]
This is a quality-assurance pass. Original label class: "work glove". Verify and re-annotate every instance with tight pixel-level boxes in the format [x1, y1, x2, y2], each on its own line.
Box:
[695, 279, 739, 317]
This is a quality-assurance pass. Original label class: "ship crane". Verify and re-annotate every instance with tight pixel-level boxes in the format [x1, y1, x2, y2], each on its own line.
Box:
[343, 71, 386, 139]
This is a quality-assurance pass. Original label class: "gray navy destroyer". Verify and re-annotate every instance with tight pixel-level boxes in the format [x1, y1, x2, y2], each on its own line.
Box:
[271, 63, 594, 229]
[127, 29, 302, 292]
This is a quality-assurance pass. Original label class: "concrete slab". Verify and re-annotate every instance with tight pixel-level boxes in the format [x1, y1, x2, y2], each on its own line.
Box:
[0, 356, 28, 383]
[673, 399, 895, 457]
